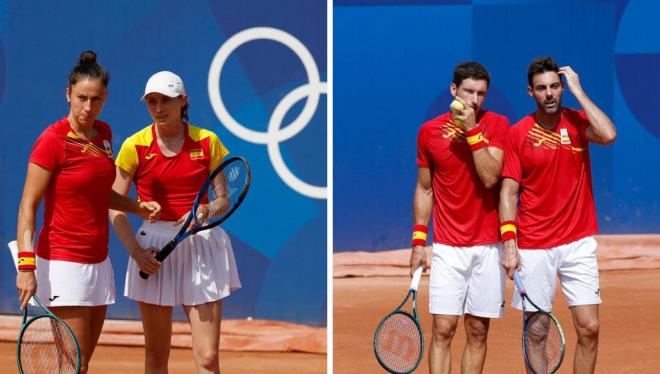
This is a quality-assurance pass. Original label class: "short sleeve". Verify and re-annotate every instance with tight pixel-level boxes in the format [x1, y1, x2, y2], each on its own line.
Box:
[416, 125, 431, 168]
[30, 129, 64, 171]
[574, 109, 590, 141]
[208, 133, 229, 172]
[115, 137, 139, 175]
[501, 127, 522, 182]
[484, 115, 510, 150]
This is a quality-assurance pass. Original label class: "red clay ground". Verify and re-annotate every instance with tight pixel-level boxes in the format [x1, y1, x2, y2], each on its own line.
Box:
[334, 269, 660, 373]
[0, 342, 325, 373]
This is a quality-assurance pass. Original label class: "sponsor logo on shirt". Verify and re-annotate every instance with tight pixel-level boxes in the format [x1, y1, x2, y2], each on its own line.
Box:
[145, 153, 157, 160]
[529, 124, 560, 150]
[441, 122, 465, 141]
[190, 148, 204, 160]
[65, 132, 107, 157]
[530, 124, 584, 155]
[559, 128, 571, 145]
[103, 139, 114, 158]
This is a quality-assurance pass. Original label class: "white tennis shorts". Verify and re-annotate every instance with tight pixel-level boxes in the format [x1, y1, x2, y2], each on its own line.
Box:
[429, 242, 505, 318]
[7, 240, 115, 307]
[124, 221, 241, 306]
[512, 236, 601, 312]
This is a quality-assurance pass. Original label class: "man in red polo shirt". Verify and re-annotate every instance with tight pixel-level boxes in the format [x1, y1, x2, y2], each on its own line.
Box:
[500, 56, 616, 374]
[410, 62, 510, 373]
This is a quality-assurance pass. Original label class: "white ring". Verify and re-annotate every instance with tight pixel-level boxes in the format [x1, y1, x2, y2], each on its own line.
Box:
[208, 27, 321, 144]
[207, 27, 327, 199]
[267, 82, 327, 199]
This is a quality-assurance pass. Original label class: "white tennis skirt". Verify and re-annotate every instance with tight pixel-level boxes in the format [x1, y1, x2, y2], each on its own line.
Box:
[124, 221, 241, 306]
[8, 240, 116, 307]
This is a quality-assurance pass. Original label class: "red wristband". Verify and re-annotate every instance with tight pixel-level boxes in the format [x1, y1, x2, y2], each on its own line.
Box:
[465, 127, 487, 151]
[412, 225, 428, 247]
[17, 251, 36, 271]
[500, 220, 517, 241]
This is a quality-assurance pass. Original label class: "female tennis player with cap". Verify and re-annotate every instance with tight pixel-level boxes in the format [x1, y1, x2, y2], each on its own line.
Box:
[15, 50, 161, 374]
[110, 71, 241, 373]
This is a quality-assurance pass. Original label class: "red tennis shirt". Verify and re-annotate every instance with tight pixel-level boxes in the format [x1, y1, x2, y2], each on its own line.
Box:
[115, 123, 228, 221]
[30, 117, 116, 263]
[417, 110, 510, 246]
[502, 108, 598, 249]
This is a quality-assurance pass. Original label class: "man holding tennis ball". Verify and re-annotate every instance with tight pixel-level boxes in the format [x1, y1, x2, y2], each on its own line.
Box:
[410, 62, 510, 373]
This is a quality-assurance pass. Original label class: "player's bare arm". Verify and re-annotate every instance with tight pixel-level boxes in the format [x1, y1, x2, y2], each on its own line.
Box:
[109, 190, 161, 222]
[410, 167, 433, 276]
[559, 66, 617, 145]
[499, 177, 520, 279]
[16, 163, 52, 309]
[471, 146, 504, 189]
[109, 168, 161, 275]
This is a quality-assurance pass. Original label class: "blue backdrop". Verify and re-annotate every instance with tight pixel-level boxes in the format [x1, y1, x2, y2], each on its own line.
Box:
[0, 0, 327, 325]
[335, 0, 659, 252]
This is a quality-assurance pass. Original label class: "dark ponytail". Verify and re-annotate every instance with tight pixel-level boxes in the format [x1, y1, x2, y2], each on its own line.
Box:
[181, 103, 189, 122]
[68, 50, 110, 88]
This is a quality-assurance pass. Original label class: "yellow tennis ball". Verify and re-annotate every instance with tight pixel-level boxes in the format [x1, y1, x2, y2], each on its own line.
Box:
[450, 99, 464, 112]
[450, 99, 464, 127]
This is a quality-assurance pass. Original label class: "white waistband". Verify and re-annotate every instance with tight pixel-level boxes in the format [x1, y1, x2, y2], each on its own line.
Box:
[138, 220, 184, 234]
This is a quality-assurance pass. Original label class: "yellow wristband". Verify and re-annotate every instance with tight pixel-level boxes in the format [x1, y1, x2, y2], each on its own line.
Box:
[500, 223, 517, 236]
[466, 132, 484, 145]
[18, 257, 36, 266]
[412, 231, 428, 241]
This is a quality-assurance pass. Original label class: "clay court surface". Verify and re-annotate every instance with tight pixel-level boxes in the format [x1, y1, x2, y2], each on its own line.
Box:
[0, 342, 325, 373]
[334, 269, 660, 373]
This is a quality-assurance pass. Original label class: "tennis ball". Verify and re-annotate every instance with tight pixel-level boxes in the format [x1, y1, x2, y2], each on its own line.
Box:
[450, 99, 464, 127]
[450, 99, 464, 112]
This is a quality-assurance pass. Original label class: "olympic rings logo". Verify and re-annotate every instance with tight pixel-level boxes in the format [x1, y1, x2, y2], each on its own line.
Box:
[208, 27, 327, 199]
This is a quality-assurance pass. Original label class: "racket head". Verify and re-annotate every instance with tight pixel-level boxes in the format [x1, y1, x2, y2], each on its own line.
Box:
[17, 306, 81, 373]
[374, 310, 424, 374]
[522, 311, 566, 374]
[191, 156, 251, 229]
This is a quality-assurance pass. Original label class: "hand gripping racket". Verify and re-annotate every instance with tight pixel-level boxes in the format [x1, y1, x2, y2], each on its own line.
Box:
[513, 270, 566, 374]
[374, 267, 424, 373]
[7, 241, 81, 374]
[139, 156, 251, 279]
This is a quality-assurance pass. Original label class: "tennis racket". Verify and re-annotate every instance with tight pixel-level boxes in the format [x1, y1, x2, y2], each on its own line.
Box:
[7, 241, 81, 374]
[513, 270, 566, 374]
[139, 156, 251, 279]
[17, 296, 81, 374]
[374, 267, 424, 373]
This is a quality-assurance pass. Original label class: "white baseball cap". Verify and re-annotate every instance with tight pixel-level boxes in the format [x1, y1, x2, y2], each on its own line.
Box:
[141, 71, 186, 100]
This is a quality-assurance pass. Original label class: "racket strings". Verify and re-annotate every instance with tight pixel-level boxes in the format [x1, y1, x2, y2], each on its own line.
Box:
[375, 313, 422, 373]
[524, 312, 563, 373]
[20, 317, 77, 373]
[205, 163, 247, 224]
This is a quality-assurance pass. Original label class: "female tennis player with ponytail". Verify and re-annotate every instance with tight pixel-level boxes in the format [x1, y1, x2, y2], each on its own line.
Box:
[110, 71, 241, 373]
[15, 50, 161, 374]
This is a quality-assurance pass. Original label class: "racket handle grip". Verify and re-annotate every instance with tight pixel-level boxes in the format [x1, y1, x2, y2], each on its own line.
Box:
[513, 270, 526, 295]
[155, 241, 177, 262]
[410, 267, 423, 291]
[138, 241, 177, 280]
